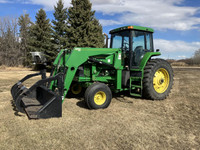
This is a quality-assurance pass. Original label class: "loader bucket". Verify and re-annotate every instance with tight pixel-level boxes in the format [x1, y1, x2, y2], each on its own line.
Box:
[11, 71, 43, 102]
[11, 71, 64, 119]
[20, 86, 62, 119]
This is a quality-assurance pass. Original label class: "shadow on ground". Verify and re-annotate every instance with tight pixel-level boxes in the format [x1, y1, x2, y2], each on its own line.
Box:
[74, 91, 146, 109]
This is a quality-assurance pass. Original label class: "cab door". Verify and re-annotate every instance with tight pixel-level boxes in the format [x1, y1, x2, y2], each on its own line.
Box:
[130, 31, 153, 69]
[110, 30, 130, 67]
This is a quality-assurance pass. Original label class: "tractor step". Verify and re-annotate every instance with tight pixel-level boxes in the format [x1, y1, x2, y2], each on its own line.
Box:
[130, 77, 142, 97]
[131, 85, 142, 89]
[130, 93, 142, 97]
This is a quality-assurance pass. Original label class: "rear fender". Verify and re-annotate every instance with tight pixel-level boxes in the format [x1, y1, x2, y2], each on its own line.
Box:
[139, 52, 161, 70]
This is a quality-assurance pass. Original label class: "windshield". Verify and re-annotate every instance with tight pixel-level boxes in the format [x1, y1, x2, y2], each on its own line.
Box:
[111, 31, 130, 51]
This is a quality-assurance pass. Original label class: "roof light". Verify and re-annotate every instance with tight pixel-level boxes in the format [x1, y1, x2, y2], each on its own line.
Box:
[128, 26, 133, 29]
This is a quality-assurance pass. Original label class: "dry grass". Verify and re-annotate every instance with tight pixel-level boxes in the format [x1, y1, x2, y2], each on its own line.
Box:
[0, 65, 31, 71]
[0, 67, 200, 150]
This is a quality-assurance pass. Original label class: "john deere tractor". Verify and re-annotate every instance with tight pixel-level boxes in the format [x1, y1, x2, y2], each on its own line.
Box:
[11, 25, 173, 119]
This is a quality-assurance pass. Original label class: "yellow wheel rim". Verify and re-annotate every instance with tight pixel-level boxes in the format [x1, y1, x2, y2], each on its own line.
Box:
[94, 91, 106, 105]
[71, 84, 82, 95]
[153, 68, 170, 93]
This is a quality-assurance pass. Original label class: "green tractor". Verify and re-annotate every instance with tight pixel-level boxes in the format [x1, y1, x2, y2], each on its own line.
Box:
[11, 25, 173, 119]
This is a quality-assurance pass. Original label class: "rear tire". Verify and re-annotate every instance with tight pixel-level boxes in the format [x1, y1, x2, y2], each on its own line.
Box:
[84, 83, 112, 109]
[143, 59, 173, 100]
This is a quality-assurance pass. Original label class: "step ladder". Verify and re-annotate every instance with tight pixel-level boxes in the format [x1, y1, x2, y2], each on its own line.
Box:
[129, 77, 142, 97]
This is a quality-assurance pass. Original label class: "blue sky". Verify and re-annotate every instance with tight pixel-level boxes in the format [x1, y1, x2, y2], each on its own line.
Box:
[0, 0, 200, 59]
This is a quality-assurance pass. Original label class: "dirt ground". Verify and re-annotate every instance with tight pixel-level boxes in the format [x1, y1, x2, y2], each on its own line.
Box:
[0, 67, 200, 150]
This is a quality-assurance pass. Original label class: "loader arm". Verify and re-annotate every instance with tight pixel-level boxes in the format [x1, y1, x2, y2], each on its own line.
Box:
[50, 47, 121, 102]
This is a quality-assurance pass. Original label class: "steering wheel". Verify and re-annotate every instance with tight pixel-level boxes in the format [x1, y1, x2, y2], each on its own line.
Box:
[122, 42, 129, 52]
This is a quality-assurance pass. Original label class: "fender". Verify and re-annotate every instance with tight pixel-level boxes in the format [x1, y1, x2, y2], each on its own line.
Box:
[139, 52, 161, 70]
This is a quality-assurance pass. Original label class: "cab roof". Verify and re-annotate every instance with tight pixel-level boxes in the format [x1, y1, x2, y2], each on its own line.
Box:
[109, 25, 154, 34]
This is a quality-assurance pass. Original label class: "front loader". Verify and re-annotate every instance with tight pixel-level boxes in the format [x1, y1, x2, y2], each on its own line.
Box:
[11, 25, 173, 119]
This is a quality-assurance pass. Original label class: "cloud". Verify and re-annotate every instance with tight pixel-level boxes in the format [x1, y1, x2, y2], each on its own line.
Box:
[25, 0, 200, 31]
[3, 0, 199, 31]
[23, 0, 71, 10]
[0, 0, 13, 3]
[154, 39, 200, 59]
[154, 39, 200, 52]
[93, 0, 200, 31]
[91, 0, 120, 5]
[99, 19, 121, 26]
[178, 55, 186, 59]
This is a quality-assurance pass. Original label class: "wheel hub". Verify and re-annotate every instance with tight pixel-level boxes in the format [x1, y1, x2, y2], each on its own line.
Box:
[94, 91, 106, 105]
[160, 79, 164, 84]
[153, 68, 170, 93]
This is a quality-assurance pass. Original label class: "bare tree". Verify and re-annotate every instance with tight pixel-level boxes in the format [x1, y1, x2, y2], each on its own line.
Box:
[193, 49, 200, 65]
[18, 13, 32, 66]
[0, 17, 21, 66]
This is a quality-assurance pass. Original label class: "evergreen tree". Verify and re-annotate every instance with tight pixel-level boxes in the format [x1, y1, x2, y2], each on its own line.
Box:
[52, 0, 68, 50]
[89, 18, 104, 47]
[67, 0, 104, 49]
[29, 9, 55, 64]
[18, 13, 32, 66]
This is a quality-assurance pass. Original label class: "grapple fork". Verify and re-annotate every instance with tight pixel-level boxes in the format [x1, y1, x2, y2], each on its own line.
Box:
[11, 70, 64, 119]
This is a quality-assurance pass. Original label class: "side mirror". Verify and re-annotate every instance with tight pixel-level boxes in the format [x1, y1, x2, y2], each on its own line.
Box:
[156, 49, 160, 52]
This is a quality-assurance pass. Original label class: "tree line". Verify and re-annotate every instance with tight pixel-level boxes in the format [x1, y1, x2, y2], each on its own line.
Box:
[167, 49, 200, 66]
[193, 49, 200, 65]
[185, 49, 200, 66]
[0, 0, 104, 67]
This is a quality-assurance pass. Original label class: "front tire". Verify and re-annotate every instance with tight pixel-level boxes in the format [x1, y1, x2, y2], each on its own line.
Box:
[84, 83, 112, 109]
[143, 59, 173, 100]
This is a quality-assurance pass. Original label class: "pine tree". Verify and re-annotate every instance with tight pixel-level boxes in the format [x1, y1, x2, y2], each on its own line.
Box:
[18, 13, 32, 66]
[52, 0, 68, 50]
[89, 18, 104, 47]
[29, 9, 55, 64]
[67, 0, 104, 49]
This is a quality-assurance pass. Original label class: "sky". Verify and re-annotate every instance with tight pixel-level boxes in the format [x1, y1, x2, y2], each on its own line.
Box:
[0, 0, 200, 59]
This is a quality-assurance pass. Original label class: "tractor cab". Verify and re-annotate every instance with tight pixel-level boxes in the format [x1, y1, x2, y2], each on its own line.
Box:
[109, 26, 154, 69]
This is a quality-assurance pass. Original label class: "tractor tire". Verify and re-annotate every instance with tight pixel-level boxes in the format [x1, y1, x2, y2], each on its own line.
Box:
[143, 59, 173, 100]
[84, 82, 112, 109]
[67, 82, 84, 98]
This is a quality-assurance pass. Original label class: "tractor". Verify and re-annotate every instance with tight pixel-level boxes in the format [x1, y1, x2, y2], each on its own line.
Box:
[11, 25, 173, 119]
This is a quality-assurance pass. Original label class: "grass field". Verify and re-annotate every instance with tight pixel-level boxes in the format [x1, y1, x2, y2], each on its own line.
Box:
[0, 67, 200, 150]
